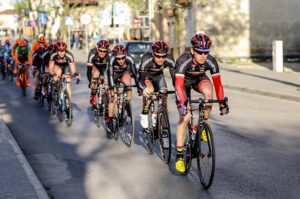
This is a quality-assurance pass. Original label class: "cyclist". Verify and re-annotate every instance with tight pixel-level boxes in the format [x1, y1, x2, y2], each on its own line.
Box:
[32, 34, 48, 52]
[3, 39, 12, 77]
[49, 40, 80, 117]
[87, 39, 110, 111]
[32, 47, 46, 99]
[0, 41, 5, 76]
[107, 44, 138, 132]
[174, 33, 229, 173]
[11, 38, 22, 74]
[15, 40, 32, 87]
[138, 41, 175, 137]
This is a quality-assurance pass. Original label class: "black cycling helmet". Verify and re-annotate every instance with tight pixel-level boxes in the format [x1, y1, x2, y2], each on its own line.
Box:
[152, 41, 169, 54]
[112, 44, 126, 56]
[97, 40, 110, 49]
[191, 33, 211, 52]
[56, 40, 67, 51]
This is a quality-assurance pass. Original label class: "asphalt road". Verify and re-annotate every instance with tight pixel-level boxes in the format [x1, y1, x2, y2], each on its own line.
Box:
[0, 61, 299, 199]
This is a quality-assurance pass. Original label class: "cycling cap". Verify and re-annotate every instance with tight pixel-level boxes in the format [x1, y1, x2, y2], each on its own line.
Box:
[191, 33, 211, 52]
[152, 41, 169, 54]
[113, 44, 126, 56]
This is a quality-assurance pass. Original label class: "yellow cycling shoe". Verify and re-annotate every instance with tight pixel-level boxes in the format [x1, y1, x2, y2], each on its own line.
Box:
[175, 157, 185, 173]
[201, 129, 210, 142]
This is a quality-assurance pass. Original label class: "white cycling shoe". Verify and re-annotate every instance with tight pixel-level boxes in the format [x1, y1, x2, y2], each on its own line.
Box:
[140, 113, 149, 129]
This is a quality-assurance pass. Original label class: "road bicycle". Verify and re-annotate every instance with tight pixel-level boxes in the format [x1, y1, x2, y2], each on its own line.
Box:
[92, 76, 109, 127]
[143, 90, 175, 164]
[53, 73, 80, 127]
[110, 81, 136, 147]
[18, 64, 29, 96]
[182, 97, 228, 190]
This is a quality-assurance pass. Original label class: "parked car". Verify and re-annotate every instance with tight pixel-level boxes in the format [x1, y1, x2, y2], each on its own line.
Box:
[119, 41, 152, 69]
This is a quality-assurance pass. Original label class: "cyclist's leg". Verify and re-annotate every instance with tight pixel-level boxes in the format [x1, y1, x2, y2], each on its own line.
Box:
[193, 75, 213, 120]
[33, 67, 40, 91]
[24, 61, 30, 87]
[121, 73, 132, 100]
[65, 73, 72, 102]
[175, 80, 192, 172]
[90, 66, 99, 106]
[143, 78, 154, 112]
[53, 65, 62, 89]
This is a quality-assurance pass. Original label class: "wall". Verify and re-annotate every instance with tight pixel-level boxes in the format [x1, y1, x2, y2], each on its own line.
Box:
[250, 0, 300, 56]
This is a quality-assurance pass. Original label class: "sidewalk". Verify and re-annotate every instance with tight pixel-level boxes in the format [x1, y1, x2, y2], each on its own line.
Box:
[0, 117, 49, 199]
[221, 63, 300, 103]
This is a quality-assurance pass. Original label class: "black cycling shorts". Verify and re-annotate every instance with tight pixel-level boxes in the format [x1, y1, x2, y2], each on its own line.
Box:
[145, 73, 167, 92]
[175, 74, 210, 102]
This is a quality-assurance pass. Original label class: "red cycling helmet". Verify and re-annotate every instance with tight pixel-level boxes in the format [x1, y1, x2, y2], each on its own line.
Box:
[191, 33, 211, 52]
[152, 41, 169, 54]
[56, 40, 67, 51]
[112, 44, 126, 56]
[5, 39, 10, 44]
[97, 40, 110, 49]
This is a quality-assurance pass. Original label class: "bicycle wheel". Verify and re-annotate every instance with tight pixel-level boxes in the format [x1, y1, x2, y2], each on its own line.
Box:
[119, 101, 134, 147]
[197, 122, 215, 190]
[65, 92, 72, 127]
[157, 108, 171, 164]
[144, 103, 155, 154]
[21, 73, 26, 96]
[113, 115, 120, 140]
[47, 83, 53, 112]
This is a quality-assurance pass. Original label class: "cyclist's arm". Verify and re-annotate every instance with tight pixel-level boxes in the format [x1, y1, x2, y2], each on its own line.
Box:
[207, 55, 224, 105]
[107, 57, 114, 88]
[165, 54, 176, 86]
[126, 55, 138, 86]
[69, 62, 77, 75]
[138, 54, 151, 90]
[15, 52, 20, 65]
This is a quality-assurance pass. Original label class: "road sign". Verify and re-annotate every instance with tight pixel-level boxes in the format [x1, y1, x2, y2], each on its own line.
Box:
[134, 17, 141, 24]
[79, 13, 92, 26]
[65, 16, 74, 26]
[39, 12, 47, 25]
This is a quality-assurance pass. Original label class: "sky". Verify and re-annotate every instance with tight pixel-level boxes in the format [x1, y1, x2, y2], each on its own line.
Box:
[0, 0, 14, 12]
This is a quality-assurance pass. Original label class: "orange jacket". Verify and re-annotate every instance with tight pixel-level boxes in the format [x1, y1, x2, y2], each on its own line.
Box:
[32, 42, 48, 52]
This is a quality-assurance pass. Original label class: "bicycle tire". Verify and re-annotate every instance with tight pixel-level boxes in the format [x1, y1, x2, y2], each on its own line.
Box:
[21, 73, 26, 96]
[120, 101, 134, 147]
[197, 122, 215, 190]
[157, 108, 171, 164]
[113, 115, 120, 140]
[47, 84, 53, 112]
[144, 103, 155, 154]
[65, 91, 72, 127]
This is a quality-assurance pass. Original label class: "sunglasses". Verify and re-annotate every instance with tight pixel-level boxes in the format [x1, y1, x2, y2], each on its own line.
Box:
[58, 50, 65, 52]
[194, 50, 209, 55]
[116, 56, 126, 61]
[98, 49, 108, 53]
[154, 54, 167, 59]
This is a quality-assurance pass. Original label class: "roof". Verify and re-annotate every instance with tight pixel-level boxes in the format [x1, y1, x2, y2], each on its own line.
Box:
[0, 9, 16, 15]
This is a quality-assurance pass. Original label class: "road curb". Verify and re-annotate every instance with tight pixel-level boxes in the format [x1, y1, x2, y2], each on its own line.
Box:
[0, 117, 50, 199]
[224, 84, 300, 103]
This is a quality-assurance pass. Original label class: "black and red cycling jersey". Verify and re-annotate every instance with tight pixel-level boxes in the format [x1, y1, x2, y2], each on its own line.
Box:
[138, 52, 175, 90]
[87, 47, 109, 69]
[107, 55, 138, 88]
[49, 50, 74, 67]
[174, 51, 224, 104]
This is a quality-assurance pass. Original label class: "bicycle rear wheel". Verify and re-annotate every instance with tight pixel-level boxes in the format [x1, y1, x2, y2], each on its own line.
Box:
[157, 108, 171, 164]
[197, 122, 215, 190]
[144, 104, 155, 153]
[65, 92, 72, 127]
[119, 101, 134, 147]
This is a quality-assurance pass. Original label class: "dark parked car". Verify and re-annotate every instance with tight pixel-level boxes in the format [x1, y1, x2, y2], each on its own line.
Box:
[119, 41, 152, 69]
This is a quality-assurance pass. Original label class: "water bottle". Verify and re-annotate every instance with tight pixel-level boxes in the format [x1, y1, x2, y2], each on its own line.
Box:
[152, 112, 157, 128]
[191, 125, 197, 140]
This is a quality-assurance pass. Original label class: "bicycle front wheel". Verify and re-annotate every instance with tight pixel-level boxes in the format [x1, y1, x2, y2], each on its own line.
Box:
[144, 103, 155, 154]
[65, 92, 72, 127]
[197, 122, 215, 190]
[119, 101, 135, 147]
[157, 108, 171, 164]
